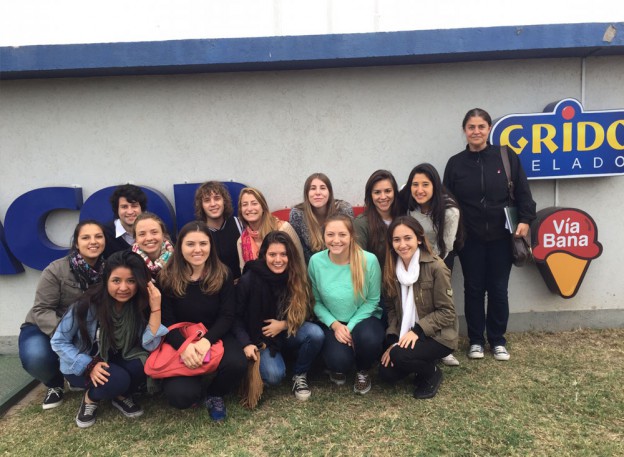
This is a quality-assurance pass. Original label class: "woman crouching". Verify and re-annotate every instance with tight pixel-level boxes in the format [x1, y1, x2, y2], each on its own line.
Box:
[234, 231, 324, 401]
[379, 216, 458, 399]
[51, 251, 167, 428]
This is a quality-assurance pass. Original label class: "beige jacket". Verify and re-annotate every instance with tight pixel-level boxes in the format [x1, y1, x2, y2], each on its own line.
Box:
[386, 250, 458, 350]
[23, 257, 84, 337]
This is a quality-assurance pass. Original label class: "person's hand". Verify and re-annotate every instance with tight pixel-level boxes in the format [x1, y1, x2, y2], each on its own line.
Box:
[262, 319, 286, 338]
[147, 282, 161, 311]
[515, 222, 530, 238]
[194, 337, 211, 361]
[90, 361, 110, 387]
[243, 344, 258, 361]
[398, 330, 418, 349]
[381, 346, 394, 367]
[180, 338, 210, 370]
[331, 321, 353, 346]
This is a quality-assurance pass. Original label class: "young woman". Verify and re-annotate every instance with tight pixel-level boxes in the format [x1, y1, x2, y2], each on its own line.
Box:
[236, 187, 304, 272]
[194, 181, 244, 281]
[379, 216, 458, 399]
[51, 251, 167, 428]
[399, 163, 463, 366]
[158, 221, 246, 422]
[289, 173, 354, 264]
[399, 163, 463, 271]
[308, 214, 384, 395]
[19, 220, 106, 410]
[354, 170, 402, 270]
[234, 231, 324, 401]
[444, 108, 536, 361]
[132, 212, 174, 278]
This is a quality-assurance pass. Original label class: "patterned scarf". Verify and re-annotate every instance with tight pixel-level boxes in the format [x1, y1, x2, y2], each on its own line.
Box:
[68, 252, 104, 291]
[240, 227, 261, 262]
[132, 240, 173, 276]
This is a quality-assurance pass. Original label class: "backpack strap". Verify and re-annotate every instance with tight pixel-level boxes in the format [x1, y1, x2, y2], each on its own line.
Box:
[500, 145, 515, 204]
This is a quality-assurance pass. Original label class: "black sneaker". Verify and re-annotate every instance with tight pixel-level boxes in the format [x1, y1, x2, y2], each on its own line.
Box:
[292, 373, 311, 401]
[76, 398, 98, 428]
[112, 396, 144, 418]
[42, 387, 64, 410]
[414, 366, 443, 400]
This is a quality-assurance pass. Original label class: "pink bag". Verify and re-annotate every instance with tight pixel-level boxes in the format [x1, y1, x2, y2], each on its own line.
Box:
[144, 322, 224, 379]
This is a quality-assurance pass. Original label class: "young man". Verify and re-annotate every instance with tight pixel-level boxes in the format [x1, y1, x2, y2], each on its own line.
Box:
[103, 184, 147, 258]
[194, 181, 243, 280]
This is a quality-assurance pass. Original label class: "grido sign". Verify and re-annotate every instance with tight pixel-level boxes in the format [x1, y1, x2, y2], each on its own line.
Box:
[490, 99, 624, 179]
[531, 207, 602, 298]
[0, 182, 246, 275]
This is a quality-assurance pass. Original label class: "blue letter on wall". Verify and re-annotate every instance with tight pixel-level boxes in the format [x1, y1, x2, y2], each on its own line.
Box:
[0, 219, 25, 274]
[4, 187, 83, 271]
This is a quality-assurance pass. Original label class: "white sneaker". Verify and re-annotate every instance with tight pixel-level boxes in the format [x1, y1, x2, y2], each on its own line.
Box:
[467, 344, 485, 359]
[441, 354, 460, 366]
[492, 345, 510, 361]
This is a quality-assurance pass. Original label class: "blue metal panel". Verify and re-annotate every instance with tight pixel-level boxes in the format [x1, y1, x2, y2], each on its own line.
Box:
[2, 23, 623, 79]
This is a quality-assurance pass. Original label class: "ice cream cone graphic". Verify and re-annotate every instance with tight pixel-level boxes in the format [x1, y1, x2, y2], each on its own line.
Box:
[544, 252, 590, 298]
[532, 208, 602, 298]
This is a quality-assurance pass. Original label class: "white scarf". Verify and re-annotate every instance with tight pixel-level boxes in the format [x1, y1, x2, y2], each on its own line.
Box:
[396, 249, 421, 338]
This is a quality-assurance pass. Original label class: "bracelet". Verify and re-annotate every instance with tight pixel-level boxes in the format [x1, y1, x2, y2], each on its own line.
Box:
[150, 308, 161, 313]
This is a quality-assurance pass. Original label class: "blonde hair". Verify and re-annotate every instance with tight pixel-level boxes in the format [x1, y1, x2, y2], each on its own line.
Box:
[325, 214, 366, 300]
[296, 173, 337, 253]
[237, 187, 280, 238]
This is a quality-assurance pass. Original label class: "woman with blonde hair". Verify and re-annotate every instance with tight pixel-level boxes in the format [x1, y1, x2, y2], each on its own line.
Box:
[132, 212, 174, 279]
[289, 173, 353, 264]
[308, 214, 384, 395]
[236, 187, 304, 272]
[234, 231, 323, 401]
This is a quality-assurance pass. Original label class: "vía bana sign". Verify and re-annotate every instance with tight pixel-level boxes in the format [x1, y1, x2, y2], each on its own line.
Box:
[490, 99, 624, 179]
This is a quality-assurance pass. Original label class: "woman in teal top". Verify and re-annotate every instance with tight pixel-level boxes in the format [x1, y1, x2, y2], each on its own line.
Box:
[308, 214, 384, 395]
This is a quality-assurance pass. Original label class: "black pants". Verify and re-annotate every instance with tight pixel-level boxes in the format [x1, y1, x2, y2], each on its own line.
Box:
[458, 236, 513, 347]
[378, 337, 451, 382]
[162, 333, 246, 409]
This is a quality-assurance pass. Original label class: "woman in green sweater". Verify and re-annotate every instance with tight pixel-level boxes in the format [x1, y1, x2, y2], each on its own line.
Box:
[308, 214, 384, 395]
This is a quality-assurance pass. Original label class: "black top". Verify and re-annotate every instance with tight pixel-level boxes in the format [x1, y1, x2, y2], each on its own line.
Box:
[161, 271, 236, 349]
[444, 143, 536, 242]
[210, 216, 243, 280]
[103, 220, 133, 259]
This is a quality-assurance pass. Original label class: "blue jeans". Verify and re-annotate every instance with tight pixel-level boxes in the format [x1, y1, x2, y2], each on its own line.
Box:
[18, 324, 64, 388]
[65, 354, 145, 402]
[459, 236, 513, 347]
[259, 322, 324, 385]
[320, 316, 384, 373]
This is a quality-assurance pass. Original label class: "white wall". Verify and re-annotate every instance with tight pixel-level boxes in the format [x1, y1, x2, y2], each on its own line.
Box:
[2, 55, 624, 346]
[2, 0, 623, 46]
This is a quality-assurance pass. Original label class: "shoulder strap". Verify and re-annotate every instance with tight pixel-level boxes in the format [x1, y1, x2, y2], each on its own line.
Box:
[500, 146, 515, 204]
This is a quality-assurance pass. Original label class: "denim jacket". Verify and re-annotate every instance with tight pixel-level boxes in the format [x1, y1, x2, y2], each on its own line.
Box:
[50, 304, 168, 376]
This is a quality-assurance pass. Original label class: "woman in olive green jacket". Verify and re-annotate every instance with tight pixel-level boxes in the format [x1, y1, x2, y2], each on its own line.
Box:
[379, 216, 458, 399]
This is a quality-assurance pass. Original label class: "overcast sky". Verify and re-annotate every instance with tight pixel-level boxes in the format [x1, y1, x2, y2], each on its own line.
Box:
[1, 0, 623, 46]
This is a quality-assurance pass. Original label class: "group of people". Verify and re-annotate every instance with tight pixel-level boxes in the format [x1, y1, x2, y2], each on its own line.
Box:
[18, 108, 536, 427]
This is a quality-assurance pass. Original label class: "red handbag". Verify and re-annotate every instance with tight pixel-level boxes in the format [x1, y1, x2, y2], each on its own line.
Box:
[144, 322, 224, 379]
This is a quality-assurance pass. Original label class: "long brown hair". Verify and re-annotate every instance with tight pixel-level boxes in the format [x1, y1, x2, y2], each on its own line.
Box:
[295, 173, 337, 253]
[362, 170, 401, 261]
[159, 221, 229, 297]
[258, 231, 313, 336]
[238, 187, 280, 239]
[383, 216, 432, 299]
[324, 214, 367, 300]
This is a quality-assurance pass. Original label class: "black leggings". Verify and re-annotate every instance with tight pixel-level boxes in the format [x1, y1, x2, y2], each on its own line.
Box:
[378, 336, 451, 382]
[162, 333, 246, 409]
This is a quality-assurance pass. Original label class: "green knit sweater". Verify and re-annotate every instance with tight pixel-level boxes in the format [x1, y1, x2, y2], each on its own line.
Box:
[309, 249, 382, 331]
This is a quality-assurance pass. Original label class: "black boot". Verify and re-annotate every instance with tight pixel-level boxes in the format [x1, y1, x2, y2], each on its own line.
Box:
[413, 366, 443, 399]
